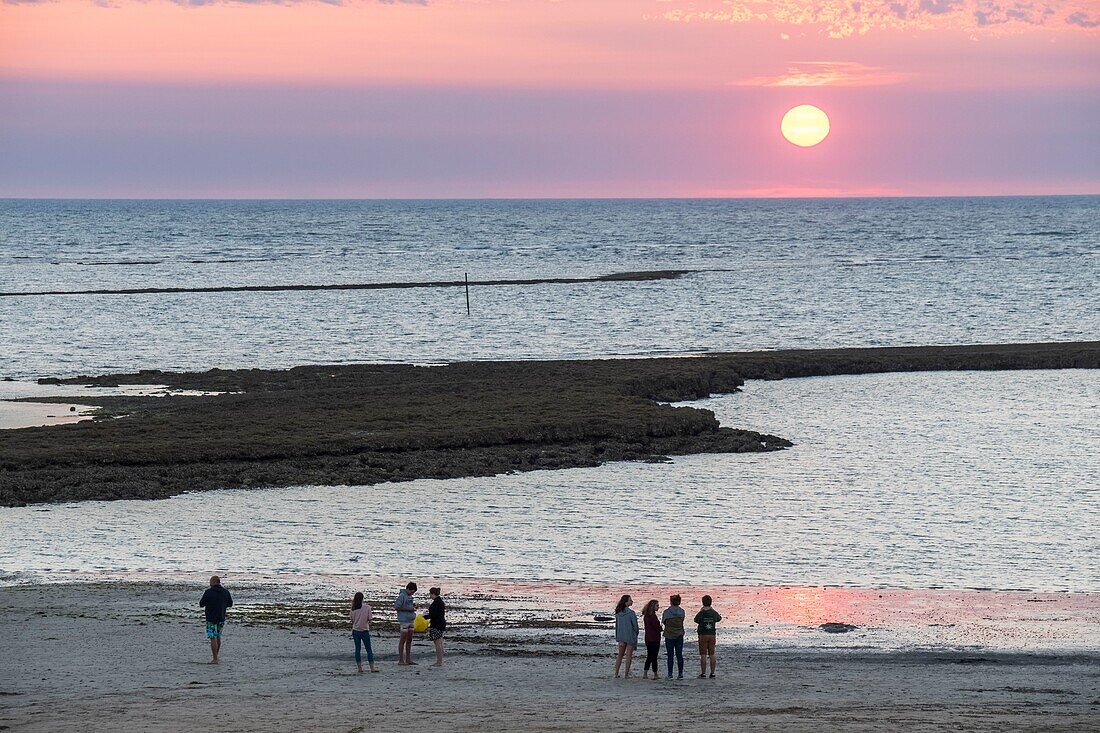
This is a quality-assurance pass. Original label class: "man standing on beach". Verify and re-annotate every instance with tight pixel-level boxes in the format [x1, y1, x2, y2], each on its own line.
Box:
[199, 575, 233, 665]
[395, 582, 417, 665]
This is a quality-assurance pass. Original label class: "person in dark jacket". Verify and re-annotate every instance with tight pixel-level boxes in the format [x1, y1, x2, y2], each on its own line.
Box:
[422, 587, 447, 667]
[694, 594, 722, 678]
[199, 575, 233, 664]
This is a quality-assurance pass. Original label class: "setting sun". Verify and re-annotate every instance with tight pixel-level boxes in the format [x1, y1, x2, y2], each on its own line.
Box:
[781, 105, 830, 147]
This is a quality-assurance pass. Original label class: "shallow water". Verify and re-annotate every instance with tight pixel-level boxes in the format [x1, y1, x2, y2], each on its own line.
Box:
[3, 370, 1097, 593]
[0, 381, 220, 429]
[2, 197, 1098, 378]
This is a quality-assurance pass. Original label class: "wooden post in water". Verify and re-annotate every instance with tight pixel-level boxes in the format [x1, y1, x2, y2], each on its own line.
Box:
[465, 272, 471, 315]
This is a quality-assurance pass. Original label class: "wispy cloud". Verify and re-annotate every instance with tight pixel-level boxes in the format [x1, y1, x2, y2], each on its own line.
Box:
[733, 61, 913, 87]
[1, 0, 428, 4]
[656, 0, 1100, 37]
[1065, 9, 1099, 27]
[7, 0, 1098, 33]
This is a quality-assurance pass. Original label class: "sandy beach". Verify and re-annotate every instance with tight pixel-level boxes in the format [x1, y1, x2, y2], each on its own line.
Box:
[2, 581, 1097, 732]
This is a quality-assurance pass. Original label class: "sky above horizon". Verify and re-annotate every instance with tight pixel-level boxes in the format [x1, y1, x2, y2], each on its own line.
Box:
[2, 0, 1098, 198]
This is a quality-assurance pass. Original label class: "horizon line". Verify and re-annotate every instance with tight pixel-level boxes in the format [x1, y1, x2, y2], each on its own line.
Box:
[3, 193, 1099, 202]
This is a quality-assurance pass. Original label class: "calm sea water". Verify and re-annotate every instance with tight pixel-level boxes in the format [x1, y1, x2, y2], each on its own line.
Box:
[3, 371, 1097, 592]
[2, 199, 1098, 599]
[1, 197, 1098, 378]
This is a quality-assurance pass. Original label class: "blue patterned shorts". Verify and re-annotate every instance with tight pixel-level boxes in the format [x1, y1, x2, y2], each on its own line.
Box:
[206, 621, 225, 639]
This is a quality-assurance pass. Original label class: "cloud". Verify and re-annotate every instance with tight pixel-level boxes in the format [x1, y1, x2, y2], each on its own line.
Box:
[1065, 9, 1100, 26]
[660, 4, 763, 23]
[0, 0, 428, 4]
[972, 1, 1057, 26]
[733, 61, 913, 86]
[919, 0, 965, 14]
[657, 0, 1100, 37]
[6, 0, 1097, 35]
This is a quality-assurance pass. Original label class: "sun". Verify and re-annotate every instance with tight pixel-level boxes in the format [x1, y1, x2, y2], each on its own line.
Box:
[781, 105, 830, 147]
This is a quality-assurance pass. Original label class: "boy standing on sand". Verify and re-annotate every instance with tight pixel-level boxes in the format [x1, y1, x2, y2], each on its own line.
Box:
[199, 575, 233, 664]
[395, 582, 418, 665]
[694, 594, 721, 679]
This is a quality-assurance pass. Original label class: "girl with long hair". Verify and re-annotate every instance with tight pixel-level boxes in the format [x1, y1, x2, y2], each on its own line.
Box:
[613, 594, 638, 678]
[640, 599, 662, 680]
[350, 592, 378, 674]
[423, 587, 447, 667]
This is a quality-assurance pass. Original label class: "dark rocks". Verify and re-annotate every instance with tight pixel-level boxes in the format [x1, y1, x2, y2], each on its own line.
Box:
[3, 341, 1098, 505]
[3, 270, 693, 298]
[819, 623, 858, 633]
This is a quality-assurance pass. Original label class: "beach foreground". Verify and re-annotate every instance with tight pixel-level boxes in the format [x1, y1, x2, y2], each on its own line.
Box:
[2, 582, 1097, 732]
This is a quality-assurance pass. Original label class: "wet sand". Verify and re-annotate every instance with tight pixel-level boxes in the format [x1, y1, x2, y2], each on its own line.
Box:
[1, 582, 1097, 732]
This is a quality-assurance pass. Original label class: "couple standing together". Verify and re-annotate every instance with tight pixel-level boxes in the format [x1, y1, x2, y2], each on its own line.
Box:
[614, 593, 721, 680]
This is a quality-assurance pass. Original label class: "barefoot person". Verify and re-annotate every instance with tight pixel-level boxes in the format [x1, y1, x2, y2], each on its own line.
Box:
[613, 594, 638, 678]
[694, 594, 722, 679]
[663, 594, 686, 679]
[423, 587, 447, 667]
[198, 575, 232, 665]
[350, 592, 378, 674]
[394, 582, 417, 665]
[640, 599, 662, 680]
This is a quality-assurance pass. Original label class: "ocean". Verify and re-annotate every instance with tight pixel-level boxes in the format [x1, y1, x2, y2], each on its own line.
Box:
[1, 197, 1098, 598]
[2, 197, 1098, 378]
[4, 369, 1098, 594]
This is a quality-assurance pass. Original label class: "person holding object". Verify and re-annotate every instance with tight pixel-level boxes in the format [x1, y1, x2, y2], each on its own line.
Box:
[395, 582, 418, 665]
[199, 575, 232, 665]
[613, 594, 638, 678]
[422, 587, 447, 667]
[350, 592, 377, 674]
[694, 594, 722, 679]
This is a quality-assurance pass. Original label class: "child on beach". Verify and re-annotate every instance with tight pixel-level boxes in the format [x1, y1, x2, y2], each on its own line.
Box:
[640, 599, 662, 680]
[422, 587, 447, 667]
[694, 594, 722, 679]
[662, 594, 685, 679]
[350, 592, 378, 674]
[395, 582, 417, 665]
[613, 594, 638, 678]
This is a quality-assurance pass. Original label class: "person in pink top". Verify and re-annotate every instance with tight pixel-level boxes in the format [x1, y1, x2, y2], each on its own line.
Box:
[350, 592, 378, 674]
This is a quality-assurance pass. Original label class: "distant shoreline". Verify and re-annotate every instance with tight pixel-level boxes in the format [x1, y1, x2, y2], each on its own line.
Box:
[2, 341, 1098, 506]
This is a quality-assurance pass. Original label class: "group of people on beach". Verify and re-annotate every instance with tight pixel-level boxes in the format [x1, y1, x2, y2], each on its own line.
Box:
[198, 577, 447, 671]
[613, 593, 722, 680]
[200, 577, 720, 680]
[345, 582, 449, 673]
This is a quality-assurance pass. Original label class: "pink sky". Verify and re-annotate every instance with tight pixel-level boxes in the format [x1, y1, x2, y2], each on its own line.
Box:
[1, 0, 1098, 197]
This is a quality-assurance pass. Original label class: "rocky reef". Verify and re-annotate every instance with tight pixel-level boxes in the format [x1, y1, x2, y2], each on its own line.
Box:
[2, 341, 1097, 505]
